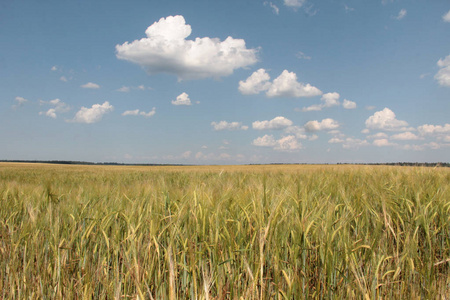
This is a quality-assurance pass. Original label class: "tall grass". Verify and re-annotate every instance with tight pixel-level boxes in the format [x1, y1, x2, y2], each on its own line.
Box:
[1, 163, 449, 298]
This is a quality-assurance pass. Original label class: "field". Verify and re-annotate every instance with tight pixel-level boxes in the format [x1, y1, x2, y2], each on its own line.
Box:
[1, 163, 449, 299]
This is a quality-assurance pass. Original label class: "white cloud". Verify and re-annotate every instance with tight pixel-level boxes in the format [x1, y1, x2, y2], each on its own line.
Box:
[366, 105, 376, 110]
[344, 4, 355, 12]
[39, 98, 70, 118]
[252, 116, 293, 130]
[417, 123, 450, 135]
[361, 128, 370, 134]
[373, 139, 396, 147]
[211, 121, 248, 131]
[367, 132, 388, 139]
[342, 138, 369, 149]
[264, 1, 279, 15]
[284, 0, 306, 8]
[442, 10, 450, 22]
[81, 82, 100, 89]
[304, 118, 339, 132]
[266, 70, 322, 98]
[171, 92, 192, 106]
[252, 134, 302, 151]
[60, 76, 68, 82]
[122, 107, 156, 118]
[296, 51, 311, 60]
[70, 101, 113, 124]
[51, 66, 57, 71]
[275, 135, 302, 151]
[390, 132, 421, 140]
[238, 69, 271, 95]
[252, 134, 277, 147]
[328, 137, 344, 144]
[394, 9, 407, 20]
[435, 55, 450, 87]
[117, 86, 131, 92]
[239, 69, 321, 98]
[116, 15, 258, 80]
[342, 99, 356, 109]
[40, 108, 57, 119]
[284, 126, 308, 139]
[301, 92, 340, 111]
[365, 108, 409, 131]
[14, 96, 28, 105]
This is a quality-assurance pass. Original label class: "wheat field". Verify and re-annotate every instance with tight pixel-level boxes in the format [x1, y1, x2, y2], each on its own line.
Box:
[1, 163, 449, 299]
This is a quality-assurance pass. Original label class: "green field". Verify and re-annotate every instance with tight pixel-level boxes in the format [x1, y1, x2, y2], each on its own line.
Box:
[1, 163, 449, 299]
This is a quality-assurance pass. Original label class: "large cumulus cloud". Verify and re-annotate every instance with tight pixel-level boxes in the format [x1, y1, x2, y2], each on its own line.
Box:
[116, 15, 258, 80]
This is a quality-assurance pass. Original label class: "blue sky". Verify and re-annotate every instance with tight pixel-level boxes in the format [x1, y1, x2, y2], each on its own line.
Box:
[1, 0, 449, 164]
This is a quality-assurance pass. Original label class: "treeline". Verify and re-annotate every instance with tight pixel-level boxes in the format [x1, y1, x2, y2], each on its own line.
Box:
[0, 160, 448, 167]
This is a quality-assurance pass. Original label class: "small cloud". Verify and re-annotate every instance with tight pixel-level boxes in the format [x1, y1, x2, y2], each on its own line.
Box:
[393, 9, 407, 20]
[117, 86, 131, 92]
[435, 54, 450, 87]
[137, 85, 146, 90]
[373, 139, 397, 147]
[365, 105, 376, 110]
[390, 132, 421, 140]
[238, 69, 271, 95]
[264, 1, 279, 15]
[39, 98, 70, 118]
[443, 10, 450, 22]
[201, 145, 208, 149]
[122, 107, 156, 118]
[419, 73, 430, 79]
[252, 116, 293, 130]
[60, 76, 68, 82]
[296, 51, 311, 60]
[12, 96, 28, 110]
[211, 121, 248, 131]
[344, 4, 354, 12]
[252, 134, 302, 151]
[171, 92, 192, 106]
[361, 129, 370, 134]
[367, 132, 388, 139]
[365, 108, 410, 131]
[304, 118, 339, 132]
[266, 70, 322, 98]
[284, 0, 305, 9]
[81, 82, 100, 89]
[51, 66, 57, 71]
[69, 101, 113, 124]
[342, 99, 356, 109]
[301, 92, 340, 111]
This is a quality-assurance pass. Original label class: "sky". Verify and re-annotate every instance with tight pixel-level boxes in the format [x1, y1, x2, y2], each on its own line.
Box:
[1, 0, 449, 164]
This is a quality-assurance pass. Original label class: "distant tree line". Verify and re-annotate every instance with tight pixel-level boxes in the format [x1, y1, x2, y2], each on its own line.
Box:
[1, 160, 448, 167]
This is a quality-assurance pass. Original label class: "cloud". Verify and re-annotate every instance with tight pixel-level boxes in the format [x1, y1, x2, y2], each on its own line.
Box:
[122, 107, 156, 118]
[266, 70, 322, 98]
[342, 99, 356, 109]
[390, 132, 421, 140]
[304, 118, 339, 132]
[394, 9, 407, 20]
[70, 101, 113, 124]
[14, 96, 28, 105]
[264, 1, 279, 15]
[39, 98, 70, 118]
[171, 92, 192, 106]
[365, 108, 409, 131]
[344, 4, 355, 12]
[60, 76, 68, 82]
[284, 0, 306, 8]
[373, 139, 397, 147]
[211, 121, 248, 131]
[239, 69, 321, 98]
[366, 132, 388, 139]
[238, 69, 271, 95]
[443, 10, 450, 22]
[284, 126, 308, 139]
[342, 138, 369, 149]
[252, 116, 293, 130]
[117, 86, 131, 92]
[417, 123, 450, 136]
[435, 55, 450, 87]
[301, 92, 340, 111]
[51, 66, 57, 71]
[296, 51, 311, 60]
[252, 134, 302, 151]
[116, 15, 258, 80]
[328, 137, 344, 144]
[81, 82, 100, 89]
[366, 105, 376, 110]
